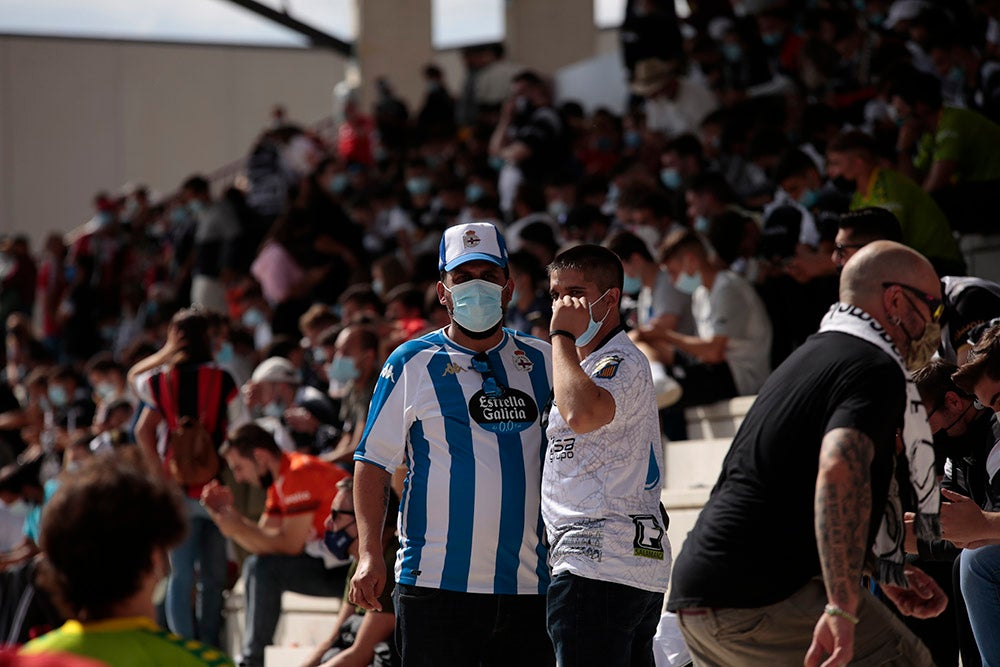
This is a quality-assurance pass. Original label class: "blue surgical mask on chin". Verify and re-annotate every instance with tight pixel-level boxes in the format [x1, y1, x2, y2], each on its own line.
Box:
[327, 355, 360, 384]
[324, 528, 355, 561]
[674, 271, 703, 295]
[576, 290, 612, 348]
[622, 274, 642, 294]
[445, 279, 505, 333]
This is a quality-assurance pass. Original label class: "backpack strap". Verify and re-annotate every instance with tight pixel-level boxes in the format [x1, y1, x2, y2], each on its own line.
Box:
[198, 367, 225, 438]
[157, 369, 179, 430]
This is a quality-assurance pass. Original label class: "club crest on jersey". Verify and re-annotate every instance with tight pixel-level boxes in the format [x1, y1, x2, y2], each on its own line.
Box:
[469, 388, 539, 434]
[512, 349, 533, 372]
[442, 362, 465, 377]
[630, 514, 665, 560]
[463, 230, 481, 248]
[593, 355, 623, 379]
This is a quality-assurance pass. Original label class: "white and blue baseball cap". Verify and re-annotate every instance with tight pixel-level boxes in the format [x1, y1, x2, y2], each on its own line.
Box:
[438, 222, 508, 272]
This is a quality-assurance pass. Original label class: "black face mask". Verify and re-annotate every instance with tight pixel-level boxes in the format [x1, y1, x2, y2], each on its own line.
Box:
[259, 471, 274, 490]
[831, 176, 856, 194]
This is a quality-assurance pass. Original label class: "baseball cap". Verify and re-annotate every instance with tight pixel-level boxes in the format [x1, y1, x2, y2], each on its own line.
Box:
[251, 357, 301, 384]
[438, 222, 508, 272]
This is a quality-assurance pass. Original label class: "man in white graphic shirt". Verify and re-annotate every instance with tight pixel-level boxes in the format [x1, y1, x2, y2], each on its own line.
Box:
[544, 244, 671, 667]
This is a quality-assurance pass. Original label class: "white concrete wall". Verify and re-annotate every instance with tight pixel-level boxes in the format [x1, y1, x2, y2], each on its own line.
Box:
[0, 35, 347, 248]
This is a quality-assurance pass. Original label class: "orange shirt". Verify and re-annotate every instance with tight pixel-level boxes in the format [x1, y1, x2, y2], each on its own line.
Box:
[264, 452, 349, 542]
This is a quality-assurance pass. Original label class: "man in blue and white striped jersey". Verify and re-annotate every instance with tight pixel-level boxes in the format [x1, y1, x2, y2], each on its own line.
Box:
[349, 222, 555, 666]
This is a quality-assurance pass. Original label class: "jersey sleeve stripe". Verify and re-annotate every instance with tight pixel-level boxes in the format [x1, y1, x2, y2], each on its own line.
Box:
[398, 418, 431, 586]
[487, 348, 530, 594]
[355, 339, 436, 468]
[427, 352, 477, 592]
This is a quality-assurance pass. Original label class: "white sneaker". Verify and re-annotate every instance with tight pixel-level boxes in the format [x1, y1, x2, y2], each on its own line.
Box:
[654, 374, 683, 409]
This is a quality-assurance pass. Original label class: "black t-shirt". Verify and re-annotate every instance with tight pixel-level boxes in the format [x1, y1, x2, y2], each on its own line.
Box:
[940, 276, 1000, 362]
[667, 332, 905, 610]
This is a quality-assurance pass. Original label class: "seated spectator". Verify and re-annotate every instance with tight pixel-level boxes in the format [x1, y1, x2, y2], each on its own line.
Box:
[383, 284, 428, 342]
[88, 399, 135, 454]
[20, 449, 232, 666]
[83, 354, 133, 426]
[45, 366, 95, 446]
[243, 358, 340, 455]
[889, 67, 1000, 233]
[940, 276, 1000, 365]
[300, 478, 400, 667]
[657, 230, 772, 407]
[318, 325, 380, 467]
[504, 183, 559, 254]
[825, 130, 965, 276]
[337, 285, 384, 325]
[631, 58, 718, 138]
[830, 207, 904, 269]
[200, 423, 349, 667]
[0, 453, 51, 571]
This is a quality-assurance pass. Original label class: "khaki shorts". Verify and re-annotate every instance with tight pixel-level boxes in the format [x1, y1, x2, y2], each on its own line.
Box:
[676, 577, 934, 667]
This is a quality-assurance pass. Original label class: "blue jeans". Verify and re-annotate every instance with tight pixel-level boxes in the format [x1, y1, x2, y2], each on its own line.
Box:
[166, 496, 228, 647]
[393, 584, 553, 666]
[547, 572, 664, 667]
[961, 545, 1000, 666]
[241, 554, 348, 667]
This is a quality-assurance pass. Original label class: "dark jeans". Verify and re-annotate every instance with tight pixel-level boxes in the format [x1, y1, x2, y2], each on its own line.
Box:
[393, 584, 553, 667]
[547, 572, 664, 667]
[241, 554, 348, 667]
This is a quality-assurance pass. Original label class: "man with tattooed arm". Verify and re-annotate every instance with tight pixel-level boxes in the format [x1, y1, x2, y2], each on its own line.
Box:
[668, 240, 947, 666]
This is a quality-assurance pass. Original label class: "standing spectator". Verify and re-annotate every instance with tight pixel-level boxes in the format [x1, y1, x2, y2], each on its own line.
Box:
[19, 450, 233, 666]
[200, 423, 349, 667]
[668, 241, 946, 666]
[544, 245, 671, 666]
[183, 176, 241, 315]
[349, 222, 554, 665]
[57, 255, 101, 365]
[0, 237, 36, 324]
[131, 309, 248, 648]
[34, 235, 67, 360]
[417, 64, 456, 142]
[373, 78, 410, 155]
[490, 71, 567, 216]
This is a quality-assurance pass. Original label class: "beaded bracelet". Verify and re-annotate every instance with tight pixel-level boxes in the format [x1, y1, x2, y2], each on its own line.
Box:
[824, 604, 859, 625]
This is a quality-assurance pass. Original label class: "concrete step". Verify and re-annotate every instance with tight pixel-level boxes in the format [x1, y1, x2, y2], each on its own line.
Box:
[663, 438, 731, 491]
[684, 395, 756, 440]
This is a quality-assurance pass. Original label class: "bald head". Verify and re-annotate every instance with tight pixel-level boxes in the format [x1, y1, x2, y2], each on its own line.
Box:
[840, 241, 939, 308]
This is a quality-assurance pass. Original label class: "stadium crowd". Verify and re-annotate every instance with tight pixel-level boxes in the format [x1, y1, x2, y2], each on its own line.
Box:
[4, 0, 1000, 665]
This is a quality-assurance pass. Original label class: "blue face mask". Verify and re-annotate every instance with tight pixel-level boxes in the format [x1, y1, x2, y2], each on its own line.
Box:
[95, 382, 118, 402]
[263, 400, 285, 419]
[445, 279, 505, 333]
[323, 528, 354, 561]
[761, 32, 782, 47]
[624, 131, 642, 149]
[660, 168, 682, 190]
[548, 200, 568, 219]
[327, 356, 360, 384]
[48, 386, 69, 408]
[623, 274, 642, 294]
[575, 290, 612, 348]
[465, 183, 485, 202]
[722, 42, 743, 63]
[187, 200, 205, 217]
[242, 308, 266, 329]
[406, 177, 432, 196]
[798, 189, 818, 209]
[674, 271, 702, 295]
[215, 341, 234, 365]
[693, 216, 711, 234]
[488, 156, 504, 171]
[169, 207, 187, 225]
[372, 279, 384, 296]
[328, 174, 349, 194]
[510, 287, 522, 305]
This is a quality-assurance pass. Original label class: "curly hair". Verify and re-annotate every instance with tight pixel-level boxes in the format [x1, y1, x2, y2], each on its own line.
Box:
[36, 450, 186, 621]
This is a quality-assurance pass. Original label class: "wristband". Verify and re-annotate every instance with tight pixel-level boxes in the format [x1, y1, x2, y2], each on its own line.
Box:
[549, 329, 576, 340]
[824, 604, 859, 625]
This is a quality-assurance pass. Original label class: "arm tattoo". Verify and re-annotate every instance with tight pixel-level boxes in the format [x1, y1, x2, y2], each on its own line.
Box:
[815, 427, 874, 608]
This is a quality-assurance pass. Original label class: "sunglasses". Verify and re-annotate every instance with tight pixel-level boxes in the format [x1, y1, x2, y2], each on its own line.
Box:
[328, 508, 355, 522]
[833, 242, 866, 258]
[882, 282, 944, 322]
[471, 352, 505, 398]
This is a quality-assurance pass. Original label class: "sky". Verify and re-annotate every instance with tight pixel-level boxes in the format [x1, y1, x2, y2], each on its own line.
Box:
[0, 0, 628, 49]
